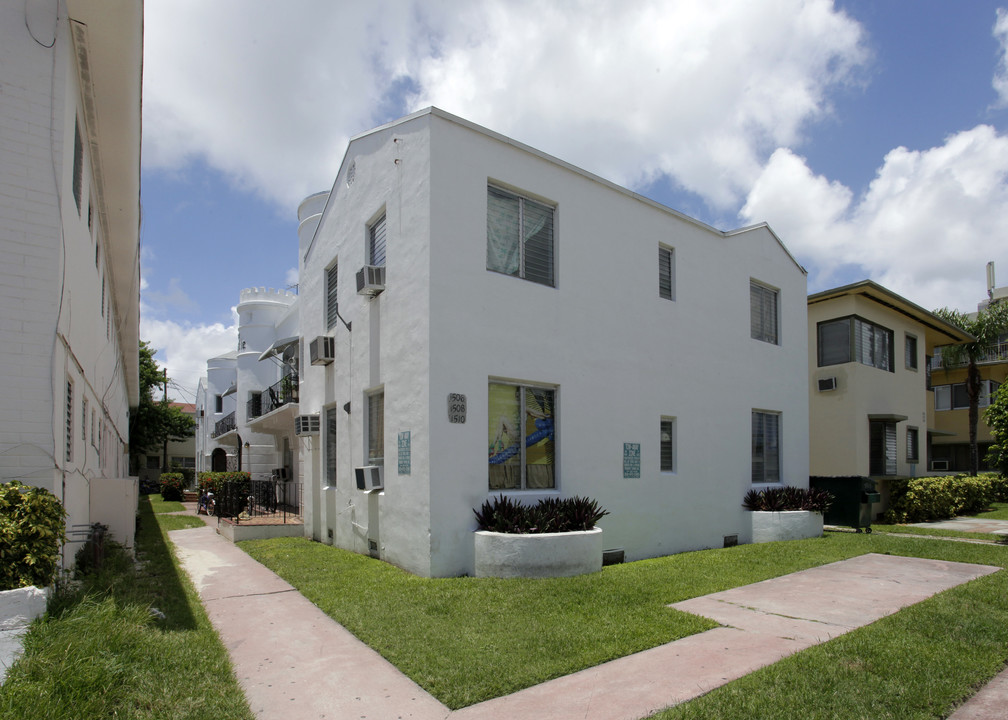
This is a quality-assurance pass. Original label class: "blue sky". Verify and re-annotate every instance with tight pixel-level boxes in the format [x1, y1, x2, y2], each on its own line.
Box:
[139, 0, 1008, 400]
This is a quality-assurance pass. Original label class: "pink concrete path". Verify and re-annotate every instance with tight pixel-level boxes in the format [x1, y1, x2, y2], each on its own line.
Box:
[168, 526, 1000, 720]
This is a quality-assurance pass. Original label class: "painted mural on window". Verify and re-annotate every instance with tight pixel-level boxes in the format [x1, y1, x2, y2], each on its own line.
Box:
[488, 383, 555, 489]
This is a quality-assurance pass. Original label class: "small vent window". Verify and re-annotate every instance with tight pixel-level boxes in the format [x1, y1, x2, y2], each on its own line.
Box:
[369, 213, 387, 267]
[659, 246, 675, 300]
[326, 262, 339, 330]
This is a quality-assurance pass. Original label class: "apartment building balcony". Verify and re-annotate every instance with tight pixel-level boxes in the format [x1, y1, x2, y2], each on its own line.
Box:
[930, 341, 1008, 370]
[248, 375, 299, 435]
[212, 411, 237, 439]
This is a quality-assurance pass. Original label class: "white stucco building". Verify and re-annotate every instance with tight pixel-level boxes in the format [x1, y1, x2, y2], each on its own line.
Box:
[0, 1, 142, 561]
[195, 288, 300, 487]
[296, 108, 808, 577]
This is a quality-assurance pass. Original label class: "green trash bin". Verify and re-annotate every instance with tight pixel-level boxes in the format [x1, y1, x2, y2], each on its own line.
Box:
[810, 476, 879, 532]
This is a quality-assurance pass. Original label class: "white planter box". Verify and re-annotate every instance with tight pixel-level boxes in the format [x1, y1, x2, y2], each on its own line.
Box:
[750, 510, 823, 543]
[474, 528, 603, 578]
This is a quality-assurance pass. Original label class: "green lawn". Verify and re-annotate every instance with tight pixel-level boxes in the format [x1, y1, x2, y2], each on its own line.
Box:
[241, 532, 1008, 713]
[0, 496, 252, 720]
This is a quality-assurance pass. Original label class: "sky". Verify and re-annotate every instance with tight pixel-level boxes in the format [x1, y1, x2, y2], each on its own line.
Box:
[139, 0, 1008, 402]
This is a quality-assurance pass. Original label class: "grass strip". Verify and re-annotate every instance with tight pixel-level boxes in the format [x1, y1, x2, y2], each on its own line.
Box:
[0, 496, 253, 720]
[870, 524, 1001, 542]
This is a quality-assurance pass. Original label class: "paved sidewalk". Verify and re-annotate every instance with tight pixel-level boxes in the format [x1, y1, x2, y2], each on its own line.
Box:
[168, 526, 1004, 720]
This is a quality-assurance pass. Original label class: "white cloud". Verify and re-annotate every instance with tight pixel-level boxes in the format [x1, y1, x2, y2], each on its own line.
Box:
[140, 312, 238, 403]
[993, 8, 1008, 106]
[143, 0, 866, 212]
[740, 125, 1008, 312]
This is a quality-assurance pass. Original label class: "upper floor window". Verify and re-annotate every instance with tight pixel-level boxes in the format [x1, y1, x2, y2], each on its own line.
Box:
[367, 391, 384, 466]
[489, 382, 556, 489]
[659, 246, 675, 300]
[750, 281, 778, 344]
[326, 261, 339, 330]
[817, 316, 894, 372]
[487, 185, 555, 287]
[934, 380, 1000, 411]
[369, 213, 387, 267]
[73, 117, 84, 214]
[905, 334, 918, 370]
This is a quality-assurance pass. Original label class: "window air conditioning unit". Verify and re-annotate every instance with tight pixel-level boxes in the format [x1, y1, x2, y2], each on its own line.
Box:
[294, 414, 320, 436]
[932, 459, 950, 471]
[817, 377, 838, 392]
[355, 465, 384, 492]
[272, 467, 289, 481]
[356, 265, 386, 297]
[309, 336, 335, 366]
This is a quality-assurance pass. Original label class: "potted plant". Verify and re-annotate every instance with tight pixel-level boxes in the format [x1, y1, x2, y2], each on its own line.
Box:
[473, 495, 608, 578]
[743, 486, 833, 543]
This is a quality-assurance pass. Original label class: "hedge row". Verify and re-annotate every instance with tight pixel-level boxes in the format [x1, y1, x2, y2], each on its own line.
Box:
[159, 473, 185, 501]
[884, 473, 1008, 524]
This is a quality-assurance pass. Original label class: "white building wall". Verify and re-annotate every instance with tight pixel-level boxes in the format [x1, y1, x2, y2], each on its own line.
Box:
[0, 2, 140, 563]
[300, 109, 808, 578]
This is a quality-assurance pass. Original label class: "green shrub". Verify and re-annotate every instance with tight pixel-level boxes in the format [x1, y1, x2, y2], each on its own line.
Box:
[0, 480, 67, 590]
[742, 486, 833, 513]
[197, 471, 251, 516]
[168, 463, 195, 487]
[884, 474, 1002, 523]
[159, 473, 185, 501]
[473, 494, 609, 533]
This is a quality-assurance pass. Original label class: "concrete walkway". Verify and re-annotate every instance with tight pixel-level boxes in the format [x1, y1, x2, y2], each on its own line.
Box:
[168, 526, 1003, 720]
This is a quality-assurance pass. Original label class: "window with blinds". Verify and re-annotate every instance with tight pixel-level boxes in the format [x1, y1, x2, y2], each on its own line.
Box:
[65, 380, 74, 463]
[905, 334, 918, 370]
[751, 410, 780, 483]
[73, 117, 84, 214]
[326, 406, 339, 486]
[660, 418, 676, 472]
[326, 262, 339, 330]
[869, 420, 897, 475]
[659, 246, 675, 300]
[750, 281, 778, 344]
[906, 426, 919, 463]
[817, 316, 894, 372]
[369, 213, 387, 266]
[367, 391, 384, 466]
[486, 185, 555, 287]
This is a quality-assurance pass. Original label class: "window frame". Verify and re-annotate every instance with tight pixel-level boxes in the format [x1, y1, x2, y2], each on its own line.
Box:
[751, 410, 781, 483]
[905, 333, 918, 371]
[659, 245, 675, 301]
[325, 405, 339, 487]
[488, 380, 557, 490]
[906, 426, 919, 464]
[750, 280, 779, 345]
[366, 390, 384, 467]
[817, 315, 894, 372]
[660, 417, 676, 473]
[65, 379, 74, 463]
[869, 420, 898, 476]
[486, 184, 556, 287]
[73, 116, 84, 214]
[368, 211, 387, 267]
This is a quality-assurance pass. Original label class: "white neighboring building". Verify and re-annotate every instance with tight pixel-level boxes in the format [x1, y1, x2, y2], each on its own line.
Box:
[297, 108, 808, 578]
[0, 1, 142, 561]
[195, 288, 300, 486]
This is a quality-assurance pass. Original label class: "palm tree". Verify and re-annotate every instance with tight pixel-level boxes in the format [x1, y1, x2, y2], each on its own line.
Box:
[933, 301, 1008, 476]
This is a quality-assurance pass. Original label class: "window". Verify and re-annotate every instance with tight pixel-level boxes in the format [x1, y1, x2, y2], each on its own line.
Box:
[325, 406, 338, 487]
[326, 261, 339, 330]
[91, 409, 97, 447]
[750, 281, 778, 344]
[146, 456, 161, 470]
[81, 398, 88, 442]
[73, 117, 84, 214]
[751, 411, 780, 483]
[368, 213, 386, 267]
[366, 391, 384, 466]
[489, 382, 556, 489]
[869, 420, 897, 475]
[487, 185, 555, 287]
[935, 380, 1001, 411]
[65, 380, 74, 463]
[817, 316, 894, 372]
[906, 427, 919, 463]
[660, 417, 676, 472]
[214, 394, 223, 413]
[905, 334, 918, 370]
[659, 246, 675, 300]
[171, 456, 196, 469]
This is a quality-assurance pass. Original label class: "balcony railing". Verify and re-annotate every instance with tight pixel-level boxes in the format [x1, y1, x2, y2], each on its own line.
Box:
[930, 341, 1008, 370]
[212, 411, 236, 438]
[246, 375, 299, 421]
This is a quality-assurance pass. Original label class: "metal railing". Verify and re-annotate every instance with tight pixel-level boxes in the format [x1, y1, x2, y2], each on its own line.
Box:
[214, 479, 302, 524]
[212, 411, 236, 438]
[931, 341, 1008, 370]
[262, 375, 298, 416]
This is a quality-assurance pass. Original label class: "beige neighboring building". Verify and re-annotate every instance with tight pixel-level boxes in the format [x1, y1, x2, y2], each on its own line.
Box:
[139, 403, 197, 490]
[808, 281, 972, 511]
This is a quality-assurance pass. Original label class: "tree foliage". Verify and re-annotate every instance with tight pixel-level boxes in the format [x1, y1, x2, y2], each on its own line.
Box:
[933, 301, 1008, 476]
[986, 382, 1008, 476]
[128, 341, 195, 472]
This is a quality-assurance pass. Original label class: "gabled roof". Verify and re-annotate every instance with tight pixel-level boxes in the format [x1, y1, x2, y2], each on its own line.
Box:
[307, 107, 806, 275]
[808, 280, 975, 345]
